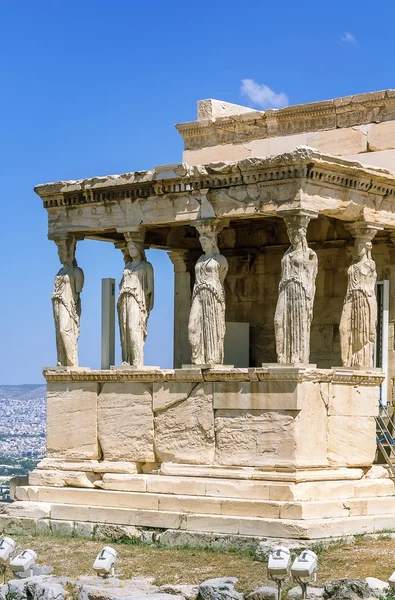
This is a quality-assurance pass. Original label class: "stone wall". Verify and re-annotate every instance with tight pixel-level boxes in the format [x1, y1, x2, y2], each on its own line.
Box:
[41, 370, 381, 474]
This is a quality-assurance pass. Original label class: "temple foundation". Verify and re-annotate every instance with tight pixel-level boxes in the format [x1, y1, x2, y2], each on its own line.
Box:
[8, 365, 395, 540]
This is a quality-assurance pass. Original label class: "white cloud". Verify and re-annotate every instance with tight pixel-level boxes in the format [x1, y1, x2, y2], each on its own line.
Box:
[240, 79, 289, 110]
[341, 31, 357, 44]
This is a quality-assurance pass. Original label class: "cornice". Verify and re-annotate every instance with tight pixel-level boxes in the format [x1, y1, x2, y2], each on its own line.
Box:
[35, 148, 395, 211]
[43, 366, 384, 386]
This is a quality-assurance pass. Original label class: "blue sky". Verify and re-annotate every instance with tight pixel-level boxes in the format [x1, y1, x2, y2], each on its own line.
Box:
[0, 0, 394, 384]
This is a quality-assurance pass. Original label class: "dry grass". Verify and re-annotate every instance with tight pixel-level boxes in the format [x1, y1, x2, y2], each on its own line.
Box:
[6, 535, 395, 593]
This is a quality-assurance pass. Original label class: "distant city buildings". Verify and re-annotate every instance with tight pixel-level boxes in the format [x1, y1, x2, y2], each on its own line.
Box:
[0, 385, 46, 493]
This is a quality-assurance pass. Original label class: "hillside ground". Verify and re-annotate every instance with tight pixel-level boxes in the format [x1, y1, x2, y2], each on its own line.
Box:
[5, 534, 395, 593]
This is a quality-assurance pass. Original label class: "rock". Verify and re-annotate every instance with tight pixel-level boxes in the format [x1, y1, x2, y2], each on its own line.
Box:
[7, 579, 29, 600]
[199, 578, 244, 600]
[27, 579, 66, 600]
[255, 540, 305, 560]
[94, 524, 142, 542]
[247, 586, 278, 600]
[77, 576, 159, 600]
[363, 466, 390, 480]
[74, 522, 95, 539]
[14, 566, 54, 579]
[50, 521, 74, 537]
[324, 579, 372, 599]
[288, 587, 324, 600]
[159, 585, 199, 600]
[365, 578, 389, 597]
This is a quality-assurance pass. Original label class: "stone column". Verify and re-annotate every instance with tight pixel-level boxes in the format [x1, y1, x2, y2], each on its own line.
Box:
[50, 233, 84, 367]
[274, 209, 318, 365]
[339, 222, 383, 369]
[168, 250, 192, 368]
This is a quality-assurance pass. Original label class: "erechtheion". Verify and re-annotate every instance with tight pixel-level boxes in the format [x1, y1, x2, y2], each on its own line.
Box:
[9, 90, 395, 540]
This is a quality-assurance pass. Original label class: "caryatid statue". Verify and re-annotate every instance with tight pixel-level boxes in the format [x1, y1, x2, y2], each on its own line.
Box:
[188, 220, 228, 365]
[274, 211, 318, 364]
[52, 235, 84, 367]
[117, 230, 154, 367]
[339, 223, 382, 369]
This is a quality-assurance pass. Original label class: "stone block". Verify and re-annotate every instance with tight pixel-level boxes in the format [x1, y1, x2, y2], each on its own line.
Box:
[307, 126, 367, 155]
[134, 509, 187, 529]
[294, 382, 328, 467]
[36, 519, 51, 535]
[221, 499, 280, 518]
[37, 458, 138, 474]
[213, 380, 300, 410]
[154, 383, 215, 464]
[158, 495, 222, 515]
[269, 481, 356, 502]
[29, 470, 100, 488]
[354, 478, 395, 497]
[47, 382, 98, 459]
[215, 409, 296, 467]
[205, 479, 271, 500]
[368, 121, 395, 151]
[328, 384, 379, 416]
[146, 475, 206, 496]
[38, 486, 159, 511]
[327, 416, 376, 467]
[51, 503, 89, 522]
[98, 382, 154, 462]
[186, 514, 239, 534]
[74, 521, 95, 538]
[50, 520, 74, 537]
[98, 474, 148, 492]
[344, 148, 395, 172]
[7, 501, 51, 519]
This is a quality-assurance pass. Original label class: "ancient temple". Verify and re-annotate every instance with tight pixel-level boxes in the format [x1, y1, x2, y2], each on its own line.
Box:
[9, 90, 395, 540]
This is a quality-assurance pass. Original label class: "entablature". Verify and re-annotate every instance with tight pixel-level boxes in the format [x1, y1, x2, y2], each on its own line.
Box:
[35, 148, 395, 240]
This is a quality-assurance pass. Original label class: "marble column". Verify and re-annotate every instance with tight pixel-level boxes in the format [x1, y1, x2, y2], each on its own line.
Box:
[168, 250, 193, 368]
[339, 222, 383, 369]
[274, 209, 318, 365]
[51, 233, 84, 367]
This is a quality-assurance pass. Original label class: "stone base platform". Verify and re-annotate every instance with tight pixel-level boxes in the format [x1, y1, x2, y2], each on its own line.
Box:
[8, 365, 391, 541]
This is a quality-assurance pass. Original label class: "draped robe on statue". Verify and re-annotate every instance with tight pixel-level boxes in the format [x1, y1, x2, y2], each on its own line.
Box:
[118, 261, 154, 366]
[274, 247, 318, 364]
[339, 257, 377, 368]
[52, 264, 83, 366]
[188, 254, 228, 365]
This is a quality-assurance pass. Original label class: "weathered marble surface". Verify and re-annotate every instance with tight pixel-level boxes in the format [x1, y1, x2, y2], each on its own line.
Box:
[189, 221, 228, 365]
[118, 235, 154, 367]
[52, 236, 84, 367]
[274, 212, 318, 364]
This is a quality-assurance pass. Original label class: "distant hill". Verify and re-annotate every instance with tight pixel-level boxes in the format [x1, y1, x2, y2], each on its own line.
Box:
[0, 384, 46, 401]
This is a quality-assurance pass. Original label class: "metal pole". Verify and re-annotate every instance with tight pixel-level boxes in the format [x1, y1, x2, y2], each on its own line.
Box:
[101, 278, 115, 369]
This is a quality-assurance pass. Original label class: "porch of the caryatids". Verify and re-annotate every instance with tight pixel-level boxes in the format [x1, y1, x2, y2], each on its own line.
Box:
[339, 222, 383, 369]
[274, 209, 318, 365]
[51, 233, 84, 367]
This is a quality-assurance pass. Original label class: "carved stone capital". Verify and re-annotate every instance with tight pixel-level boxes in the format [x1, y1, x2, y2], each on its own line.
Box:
[50, 233, 83, 265]
[116, 225, 146, 244]
[277, 208, 318, 230]
[192, 218, 229, 236]
[345, 221, 384, 243]
[167, 250, 189, 273]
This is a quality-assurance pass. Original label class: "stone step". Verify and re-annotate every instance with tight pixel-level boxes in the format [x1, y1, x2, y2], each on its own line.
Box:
[27, 471, 395, 502]
[8, 500, 395, 540]
[15, 485, 395, 520]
